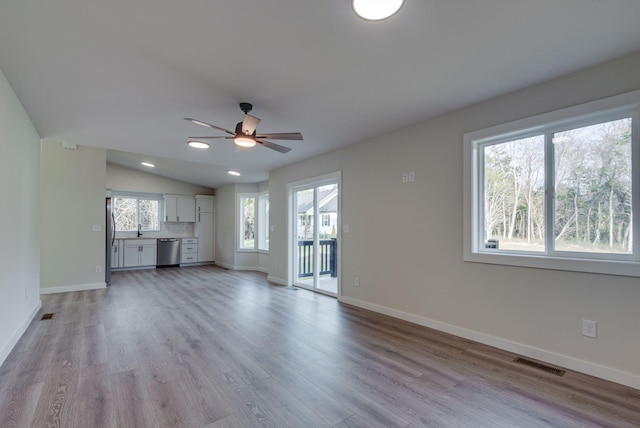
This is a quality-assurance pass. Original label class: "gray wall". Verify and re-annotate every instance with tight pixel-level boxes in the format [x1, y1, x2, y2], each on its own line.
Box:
[40, 141, 107, 293]
[0, 68, 41, 365]
[267, 51, 640, 388]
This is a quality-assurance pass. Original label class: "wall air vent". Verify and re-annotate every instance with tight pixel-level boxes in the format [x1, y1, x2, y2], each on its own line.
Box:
[514, 357, 565, 376]
[40, 313, 55, 320]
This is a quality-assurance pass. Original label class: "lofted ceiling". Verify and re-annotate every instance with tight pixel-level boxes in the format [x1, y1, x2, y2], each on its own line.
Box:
[1, 1, 640, 189]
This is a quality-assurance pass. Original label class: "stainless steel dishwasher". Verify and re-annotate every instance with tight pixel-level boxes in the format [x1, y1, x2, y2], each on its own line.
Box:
[157, 238, 181, 267]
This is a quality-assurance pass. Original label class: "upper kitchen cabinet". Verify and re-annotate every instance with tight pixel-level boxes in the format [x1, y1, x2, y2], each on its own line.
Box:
[164, 195, 196, 222]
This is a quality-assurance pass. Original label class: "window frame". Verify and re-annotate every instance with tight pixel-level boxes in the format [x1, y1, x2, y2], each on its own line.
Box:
[257, 192, 269, 252]
[464, 90, 640, 277]
[238, 193, 256, 251]
[112, 191, 163, 233]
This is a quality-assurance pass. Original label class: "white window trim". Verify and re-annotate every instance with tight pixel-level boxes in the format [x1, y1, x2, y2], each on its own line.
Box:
[257, 191, 269, 253]
[464, 90, 640, 277]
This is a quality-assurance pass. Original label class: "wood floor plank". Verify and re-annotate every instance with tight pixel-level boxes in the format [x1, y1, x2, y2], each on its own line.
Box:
[0, 382, 43, 428]
[110, 369, 159, 428]
[71, 364, 116, 428]
[28, 359, 79, 428]
[0, 265, 638, 427]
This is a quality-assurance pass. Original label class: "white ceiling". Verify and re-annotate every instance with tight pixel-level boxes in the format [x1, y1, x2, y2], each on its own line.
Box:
[2, 1, 640, 189]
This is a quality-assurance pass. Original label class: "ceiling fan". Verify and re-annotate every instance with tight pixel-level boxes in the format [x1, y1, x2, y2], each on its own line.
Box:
[185, 103, 303, 153]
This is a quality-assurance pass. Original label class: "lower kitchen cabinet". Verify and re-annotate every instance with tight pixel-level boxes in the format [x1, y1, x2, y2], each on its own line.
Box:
[123, 239, 157, 267]
[181, 238, 198, 264]
[111, 239, 122, 268]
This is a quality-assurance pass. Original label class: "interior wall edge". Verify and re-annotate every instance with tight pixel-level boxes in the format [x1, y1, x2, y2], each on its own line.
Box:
[0, 300, 41, 367]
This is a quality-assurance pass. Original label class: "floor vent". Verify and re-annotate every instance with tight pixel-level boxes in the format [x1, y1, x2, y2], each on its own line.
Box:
[40, 313, 55, 320]
[514, 357, 565, 376]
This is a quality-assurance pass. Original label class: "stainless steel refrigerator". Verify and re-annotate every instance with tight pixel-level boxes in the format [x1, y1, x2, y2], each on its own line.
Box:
[106, 197, 114, 285]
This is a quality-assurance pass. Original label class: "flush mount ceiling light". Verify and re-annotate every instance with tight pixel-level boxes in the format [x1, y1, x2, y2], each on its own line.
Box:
[228, 170, 241, 176]
[187, 140, 210, 149]
[141, 162, 155, 168]
[353, 0, 404, 20]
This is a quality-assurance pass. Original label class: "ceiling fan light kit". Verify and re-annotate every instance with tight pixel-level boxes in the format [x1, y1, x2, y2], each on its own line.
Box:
[234, 135, 256, 148]
[352, 0, 404, 20]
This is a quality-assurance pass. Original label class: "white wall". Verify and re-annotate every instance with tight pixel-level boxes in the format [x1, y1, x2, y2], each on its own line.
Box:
[40, 142, 107, 293]
[268, 51, 640, 389]
[106, 163, 215, 196]
[0, 68, 42, 365]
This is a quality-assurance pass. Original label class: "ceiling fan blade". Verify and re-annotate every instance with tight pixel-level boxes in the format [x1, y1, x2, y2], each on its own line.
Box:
[256, 132, 303, 141]
[188, 136, 234, 139]
[242, 114, 260, 135]
[184, 118, 235, 135]
[257, 139, 291, 153]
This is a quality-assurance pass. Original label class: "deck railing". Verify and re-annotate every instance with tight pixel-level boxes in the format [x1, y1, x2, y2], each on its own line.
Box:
[297, 238, 337, 278]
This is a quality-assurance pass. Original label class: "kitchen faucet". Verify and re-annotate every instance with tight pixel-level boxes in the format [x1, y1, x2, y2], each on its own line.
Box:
[137, 223, 142, 237]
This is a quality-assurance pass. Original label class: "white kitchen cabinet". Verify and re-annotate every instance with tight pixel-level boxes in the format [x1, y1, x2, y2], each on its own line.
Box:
[111, 239, 122, 268]
[123, 239, 157, 267]
[164, 195, 196, 222]
[181, 237, 198, 264]
[195, 196, 215, 262]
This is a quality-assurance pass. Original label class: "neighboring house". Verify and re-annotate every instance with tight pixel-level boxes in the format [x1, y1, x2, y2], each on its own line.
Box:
[296, 187, 338, 239]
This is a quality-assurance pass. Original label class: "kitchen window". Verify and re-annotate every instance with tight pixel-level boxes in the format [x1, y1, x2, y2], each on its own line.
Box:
[464, 90, 640, 276]
[113, 192, 162, 232]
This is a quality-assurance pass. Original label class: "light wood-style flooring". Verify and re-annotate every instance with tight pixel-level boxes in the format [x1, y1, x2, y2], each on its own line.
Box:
[1, 265, 639, 427]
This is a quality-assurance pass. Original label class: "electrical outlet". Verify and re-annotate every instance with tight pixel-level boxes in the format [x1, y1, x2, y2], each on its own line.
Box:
[402, 173, 408, 183]
[354, 277, 360, 287]
[95, 265, 102, 274]
[582, 319, 597, 338]
[408, 171, 415, 182]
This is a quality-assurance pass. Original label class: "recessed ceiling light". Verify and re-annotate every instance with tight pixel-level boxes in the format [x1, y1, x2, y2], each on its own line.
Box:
[353, 0, 404, 21]
[227, 170, 241, 176]
[188, 141, 210, 149]
[141, 162, 155, 168]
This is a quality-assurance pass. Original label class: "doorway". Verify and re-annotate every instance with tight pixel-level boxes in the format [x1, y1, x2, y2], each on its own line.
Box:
[289, 172, 340, 296]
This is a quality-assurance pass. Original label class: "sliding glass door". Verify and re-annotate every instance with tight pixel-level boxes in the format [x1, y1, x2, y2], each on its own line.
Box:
[290, 174, 340, 296]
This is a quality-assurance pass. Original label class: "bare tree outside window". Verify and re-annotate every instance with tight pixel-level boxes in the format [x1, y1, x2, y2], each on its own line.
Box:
[481, 117, 632, 255]
[113, 196, 160, 232]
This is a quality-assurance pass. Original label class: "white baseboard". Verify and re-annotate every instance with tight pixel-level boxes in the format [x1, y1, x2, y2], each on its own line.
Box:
[40, 282, 106, 295]
[267, 275, 288, 286]
[0, 299, 42, 367]
[338, 296, 640, 390]
[215, 261, 269, 274]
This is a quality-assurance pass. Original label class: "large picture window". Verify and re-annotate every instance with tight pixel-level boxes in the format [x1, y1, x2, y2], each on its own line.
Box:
[113, 193, 162, 232]
[464, 91, 640, 276]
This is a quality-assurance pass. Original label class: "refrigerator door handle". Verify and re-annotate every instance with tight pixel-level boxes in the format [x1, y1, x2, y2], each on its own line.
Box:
[111, 211, 116, 246]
